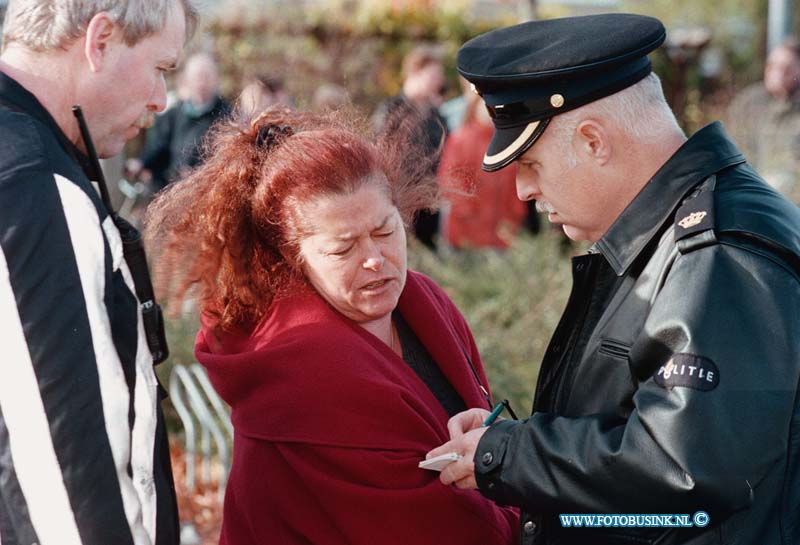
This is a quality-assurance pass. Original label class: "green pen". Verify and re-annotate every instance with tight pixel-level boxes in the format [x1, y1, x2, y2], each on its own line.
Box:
[483, 399, 518, 426]
[483, 402, 505, 426]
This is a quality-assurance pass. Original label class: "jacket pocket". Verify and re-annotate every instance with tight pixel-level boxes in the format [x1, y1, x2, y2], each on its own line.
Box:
[598, 337, 632, 360]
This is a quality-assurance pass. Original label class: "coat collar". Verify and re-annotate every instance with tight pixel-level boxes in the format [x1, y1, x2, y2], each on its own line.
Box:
[595, 122, 746, 275]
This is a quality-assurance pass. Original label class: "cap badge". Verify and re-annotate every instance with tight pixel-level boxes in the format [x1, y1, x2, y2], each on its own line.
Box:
[678, 211, 707, 229]
[550, 94, 565, 108]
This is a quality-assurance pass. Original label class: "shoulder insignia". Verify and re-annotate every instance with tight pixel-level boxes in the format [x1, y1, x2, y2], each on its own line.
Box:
[675, 190, 715, 240]
[678, 211, 707, 229]
[654, 353, 719, 391]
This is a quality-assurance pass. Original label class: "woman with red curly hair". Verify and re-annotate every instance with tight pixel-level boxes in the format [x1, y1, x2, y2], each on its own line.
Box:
[145, 108, 518, 545]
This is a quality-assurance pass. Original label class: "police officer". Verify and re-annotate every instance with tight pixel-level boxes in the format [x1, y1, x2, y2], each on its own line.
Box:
[427, 13, 800, 545]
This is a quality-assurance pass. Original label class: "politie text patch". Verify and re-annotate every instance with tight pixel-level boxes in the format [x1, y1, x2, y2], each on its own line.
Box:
[654, 353, 719, 391]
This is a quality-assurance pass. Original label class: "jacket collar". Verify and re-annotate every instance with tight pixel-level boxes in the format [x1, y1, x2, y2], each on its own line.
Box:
[0, 70, 93, 174]
[595, 122, 746, 275]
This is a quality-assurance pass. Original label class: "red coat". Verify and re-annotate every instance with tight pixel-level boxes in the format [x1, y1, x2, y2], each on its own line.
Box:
[196, 271, 519, 545]
[438, 121, 527, 249]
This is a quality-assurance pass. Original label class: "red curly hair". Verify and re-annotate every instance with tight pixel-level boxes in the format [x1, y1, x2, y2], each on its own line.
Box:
[144, 106, 439, 334]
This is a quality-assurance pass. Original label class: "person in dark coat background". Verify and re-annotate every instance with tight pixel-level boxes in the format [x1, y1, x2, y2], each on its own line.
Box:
[128, 52, 228, 190]
[373, 45, 447, 251]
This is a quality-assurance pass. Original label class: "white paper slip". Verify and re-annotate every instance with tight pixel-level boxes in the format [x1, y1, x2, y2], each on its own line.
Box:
[419, 452, 463, 471]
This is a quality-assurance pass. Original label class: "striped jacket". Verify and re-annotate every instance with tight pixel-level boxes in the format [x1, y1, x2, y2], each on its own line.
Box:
[0, 72, 178, 545]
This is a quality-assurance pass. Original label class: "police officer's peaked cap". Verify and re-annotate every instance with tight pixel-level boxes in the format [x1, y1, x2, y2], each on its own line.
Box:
[457, 13, 666, 172]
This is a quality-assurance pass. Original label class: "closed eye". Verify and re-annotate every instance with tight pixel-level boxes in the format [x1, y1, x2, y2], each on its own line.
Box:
[328, 246, 354, 256]
[375, 230, 394, 238]
[157, 63, 177, 74]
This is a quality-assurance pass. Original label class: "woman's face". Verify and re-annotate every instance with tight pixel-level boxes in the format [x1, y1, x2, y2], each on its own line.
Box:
[297, 182, 407, 325]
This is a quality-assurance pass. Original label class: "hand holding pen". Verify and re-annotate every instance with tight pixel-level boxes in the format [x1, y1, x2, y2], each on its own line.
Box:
[444, 399, 518, 441]
[482, 399, 518, 426]
[423, 400, 519, 485]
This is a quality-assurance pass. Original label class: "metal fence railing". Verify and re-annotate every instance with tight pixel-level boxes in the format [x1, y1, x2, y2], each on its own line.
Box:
[169, 363, 232, 544]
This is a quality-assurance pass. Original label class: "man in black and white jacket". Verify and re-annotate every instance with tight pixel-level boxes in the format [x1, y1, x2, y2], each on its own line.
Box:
[0, 2, 197, 544]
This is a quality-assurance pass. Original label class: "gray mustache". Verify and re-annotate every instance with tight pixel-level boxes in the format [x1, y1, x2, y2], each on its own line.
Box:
[535, 201, 555, 214]
[136, 111, 156, 129]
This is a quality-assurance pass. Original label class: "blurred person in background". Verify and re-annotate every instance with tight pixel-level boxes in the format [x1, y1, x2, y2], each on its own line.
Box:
[727, 38, 800, 204]
[373, 45, 447, 251]
[439, 76, 470, 132]
[127, 52, 228, 191]
[0, 1, 197, 544]
[144, 107, 519, 545]
[438, 87, 526, 250]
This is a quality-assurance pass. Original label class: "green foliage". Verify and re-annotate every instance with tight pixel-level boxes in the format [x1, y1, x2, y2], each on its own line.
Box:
[626, 0, 768, 84]
[409, 233, 573, 414]
[199, 1, 775, 136]
[203, 1, 511, 111]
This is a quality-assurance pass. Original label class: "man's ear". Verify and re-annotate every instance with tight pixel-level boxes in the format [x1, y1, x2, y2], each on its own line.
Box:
[84, 12, 116, 73]
[575, 119, 611, 166]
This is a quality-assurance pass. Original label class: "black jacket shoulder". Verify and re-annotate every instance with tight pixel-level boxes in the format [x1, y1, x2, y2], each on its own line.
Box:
[714, 162, 800, 276]
[0, 108, 50, 180]
[0, 107, 104, 222]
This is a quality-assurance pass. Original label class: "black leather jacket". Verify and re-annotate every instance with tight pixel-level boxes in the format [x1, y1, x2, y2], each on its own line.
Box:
[475, 123, 800, 545]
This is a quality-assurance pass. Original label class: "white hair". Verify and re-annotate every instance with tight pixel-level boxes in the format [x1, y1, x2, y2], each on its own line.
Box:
[548, 73, 683, 168]
[2, 0, 198, 52]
